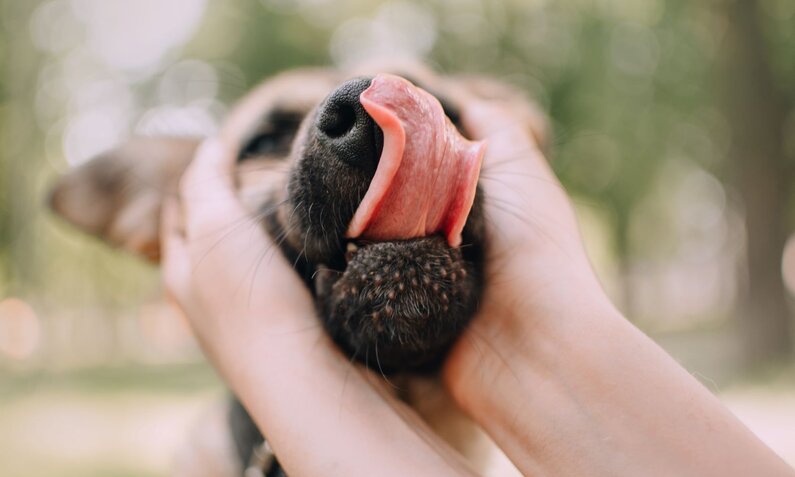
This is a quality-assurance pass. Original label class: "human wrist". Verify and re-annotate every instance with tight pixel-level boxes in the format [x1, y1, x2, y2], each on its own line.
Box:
[442, 293, 629, 475]
[216, 318, 478, 477]
[445, 279, 793, 477]
[443, 271, 619, 416]
[192, 307, 325, 394]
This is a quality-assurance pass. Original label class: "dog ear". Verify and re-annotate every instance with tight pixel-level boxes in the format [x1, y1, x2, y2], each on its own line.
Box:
[48, 137, 200, 262]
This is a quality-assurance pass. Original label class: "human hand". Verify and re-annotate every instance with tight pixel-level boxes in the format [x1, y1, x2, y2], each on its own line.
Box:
[442, 100, 793, 477]
[161, 138, 477, 477]
[443, 99, 613, 397]
[160, 138, 321, 372]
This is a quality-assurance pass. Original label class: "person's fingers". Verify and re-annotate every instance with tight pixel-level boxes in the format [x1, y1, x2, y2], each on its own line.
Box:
[180, 138, 236, 199]
[464, 100, 579, 256]
[463, 100, 551, 178]
[160, 197, 192, 308]
[463, 100, 525, 137]
[179, 138, 248, 238]
[464, 100, 555, 202]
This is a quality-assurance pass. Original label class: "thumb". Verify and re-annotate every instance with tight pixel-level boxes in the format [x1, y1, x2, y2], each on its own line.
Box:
[462, 100, 549, 176]
[160, 197, 192, 309]
[179, 138, 249, 239]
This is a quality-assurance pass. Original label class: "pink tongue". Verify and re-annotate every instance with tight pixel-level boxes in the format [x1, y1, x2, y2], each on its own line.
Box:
[345, 74, 486, 248]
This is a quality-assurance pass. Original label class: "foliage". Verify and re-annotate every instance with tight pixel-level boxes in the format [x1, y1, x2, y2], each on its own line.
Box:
[0, 0, 793, 367]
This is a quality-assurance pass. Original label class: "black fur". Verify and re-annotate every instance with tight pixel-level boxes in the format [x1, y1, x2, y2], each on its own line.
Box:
[232, 75, 486, 476]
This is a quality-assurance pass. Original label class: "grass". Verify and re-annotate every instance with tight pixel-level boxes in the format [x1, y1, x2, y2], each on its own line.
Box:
[0, 362, 224, 477]
[0, 359, 792, 476]
[0, 362, 222, 401]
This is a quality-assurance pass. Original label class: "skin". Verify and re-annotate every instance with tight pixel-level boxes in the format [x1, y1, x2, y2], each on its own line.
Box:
[161, 100, 794, 477]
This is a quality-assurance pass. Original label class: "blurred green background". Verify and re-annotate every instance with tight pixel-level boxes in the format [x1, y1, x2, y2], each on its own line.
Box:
[1, 0, 794, 475]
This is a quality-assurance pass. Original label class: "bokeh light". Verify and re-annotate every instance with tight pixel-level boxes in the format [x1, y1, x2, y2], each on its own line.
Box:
[783, 235, 795, 297]
[1, 0, 793, 474]
[0, 298, 41, 360]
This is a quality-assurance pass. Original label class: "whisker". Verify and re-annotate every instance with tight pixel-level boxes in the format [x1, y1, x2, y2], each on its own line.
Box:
[244, 215, 299, 305]
[338, 348, 361, 420]
[466, 321, 522, 387]
[192, 213, 268, 271]
[310, 267, 344, 280]
[295, 202, 315, 270]
[482, 196, 572, 258]
[375, 340, 401, 391]
[234, 162, 293, 173]
[191, 198, 287, 273]
[479, 170, 564, 191]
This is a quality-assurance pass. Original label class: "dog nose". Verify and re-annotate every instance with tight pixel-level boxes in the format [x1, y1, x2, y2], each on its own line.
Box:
[316, 77, 383, 172]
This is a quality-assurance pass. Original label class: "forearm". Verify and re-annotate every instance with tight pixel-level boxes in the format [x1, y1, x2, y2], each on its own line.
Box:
[221, 321, 478, 477]
[445, 259, 793, 477]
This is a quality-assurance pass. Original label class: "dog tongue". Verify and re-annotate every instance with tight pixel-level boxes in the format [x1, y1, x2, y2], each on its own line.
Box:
[346, 74, 486, 248]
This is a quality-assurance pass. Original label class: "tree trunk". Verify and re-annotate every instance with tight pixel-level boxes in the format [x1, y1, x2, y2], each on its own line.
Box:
[0, 0, 43, 293]
[722, 0, 793, 365]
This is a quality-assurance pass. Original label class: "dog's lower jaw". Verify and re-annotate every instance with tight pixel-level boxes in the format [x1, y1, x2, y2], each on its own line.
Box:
[267, 188, 485, 372]
[315, 237, 479, 372]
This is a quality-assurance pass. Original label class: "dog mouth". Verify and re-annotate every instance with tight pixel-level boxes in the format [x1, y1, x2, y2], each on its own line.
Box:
[282, 74, 486, 371]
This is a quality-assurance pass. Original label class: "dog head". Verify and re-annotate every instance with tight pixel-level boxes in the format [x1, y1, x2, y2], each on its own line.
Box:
[49, 61, 548, 371]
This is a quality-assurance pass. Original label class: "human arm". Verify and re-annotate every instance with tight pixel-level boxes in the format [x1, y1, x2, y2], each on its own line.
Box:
[442, 101, 794, 477]
[161, 138, 477, 477]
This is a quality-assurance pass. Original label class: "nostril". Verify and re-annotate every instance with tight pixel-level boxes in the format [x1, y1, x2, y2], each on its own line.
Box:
[315, 77, 382, 172]
[318, 103, 357, 138]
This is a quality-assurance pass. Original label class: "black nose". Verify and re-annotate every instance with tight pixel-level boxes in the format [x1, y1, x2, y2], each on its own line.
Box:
[316, 77, 383, 173]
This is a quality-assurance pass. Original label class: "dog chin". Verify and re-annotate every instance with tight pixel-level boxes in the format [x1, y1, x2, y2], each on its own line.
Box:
[312, 236, 480, 371]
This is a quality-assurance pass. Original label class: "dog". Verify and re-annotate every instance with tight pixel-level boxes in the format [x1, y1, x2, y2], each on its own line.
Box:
[48, 60, 548, 476]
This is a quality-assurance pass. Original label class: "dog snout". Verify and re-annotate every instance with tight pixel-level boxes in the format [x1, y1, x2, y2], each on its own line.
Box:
[315, 77, 383, 173]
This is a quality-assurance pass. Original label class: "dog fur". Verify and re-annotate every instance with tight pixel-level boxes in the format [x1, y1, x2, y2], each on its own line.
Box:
[49, 61, 547, 476]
